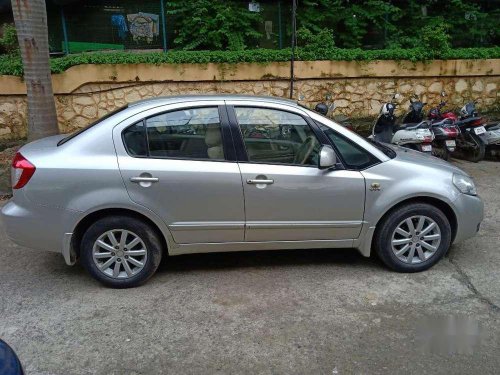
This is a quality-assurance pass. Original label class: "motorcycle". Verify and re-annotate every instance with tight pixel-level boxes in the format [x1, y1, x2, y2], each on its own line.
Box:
[371, 94, 434, 153]
[429, 94, 487, 162]
[428, 118, 459, 161]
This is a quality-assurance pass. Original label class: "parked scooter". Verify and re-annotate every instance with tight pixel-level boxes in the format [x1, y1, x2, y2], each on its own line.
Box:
[428, 93, 487, 162]
[484, 122, 500, 159]
[402, 95, 427, 123]
[403, 95, 459, 160]
[371, 94, 434, 153]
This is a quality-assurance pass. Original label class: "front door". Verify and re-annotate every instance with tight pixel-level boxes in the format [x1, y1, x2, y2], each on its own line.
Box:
[228, 104, 366, 242]
[115, 103, 245, 244]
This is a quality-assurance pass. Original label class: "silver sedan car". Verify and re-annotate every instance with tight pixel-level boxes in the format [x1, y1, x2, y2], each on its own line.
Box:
[2, 96, 483, 288]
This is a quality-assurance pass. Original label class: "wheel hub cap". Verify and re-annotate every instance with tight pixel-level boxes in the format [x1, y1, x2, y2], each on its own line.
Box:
[391, 215, 441, 264]
[92, 229, 148, 279]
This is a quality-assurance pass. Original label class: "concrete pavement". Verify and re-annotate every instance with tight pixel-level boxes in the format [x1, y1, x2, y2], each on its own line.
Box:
[0, 160, 499, 374]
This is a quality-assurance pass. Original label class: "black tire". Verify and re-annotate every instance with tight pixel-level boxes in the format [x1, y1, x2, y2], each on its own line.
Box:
[464, 132, 485, 163]
[431, 142, 449, 160]
[81, 215, 163, 288]
[374, 203, 451, 273]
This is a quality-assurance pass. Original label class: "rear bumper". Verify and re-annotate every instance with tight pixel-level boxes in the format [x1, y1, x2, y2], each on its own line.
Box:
[1, 194, 80, 258]
[452, 193, 484, 243]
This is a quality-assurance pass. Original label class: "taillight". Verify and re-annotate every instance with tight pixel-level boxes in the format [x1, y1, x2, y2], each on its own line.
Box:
[443, 127, 459, 137]
[11, 152, 36, 189]
[471, 119, 484, 126]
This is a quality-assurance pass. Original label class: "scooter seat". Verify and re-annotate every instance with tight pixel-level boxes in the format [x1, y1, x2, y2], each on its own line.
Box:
[457, 117, 482, 126]
[393, 120, 429, 132]
[485, 122, 500, 131]
[431, 118, 453, 127]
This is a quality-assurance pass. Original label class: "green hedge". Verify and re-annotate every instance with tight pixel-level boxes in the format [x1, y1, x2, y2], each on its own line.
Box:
[1, 47, 499, 76]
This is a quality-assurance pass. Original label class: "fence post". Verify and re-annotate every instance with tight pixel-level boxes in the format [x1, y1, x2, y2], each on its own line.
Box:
[278, 1, 283, 49]
[60, 6, 69, 54]
[160, 0, 168, 52]
[289, 0, 297, 99]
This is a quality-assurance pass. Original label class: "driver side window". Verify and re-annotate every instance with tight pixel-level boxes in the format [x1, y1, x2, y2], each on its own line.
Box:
[234, 107, 321, 166]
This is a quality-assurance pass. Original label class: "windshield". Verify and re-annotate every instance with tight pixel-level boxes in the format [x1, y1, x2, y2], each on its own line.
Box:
[301, 102, 396, 160]
[57, 105, 129, 146]
[366, 138, 397, 159]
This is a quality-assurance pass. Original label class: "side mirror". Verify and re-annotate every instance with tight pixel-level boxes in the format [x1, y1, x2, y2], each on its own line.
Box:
[315, 103, 329, 116]
[318, 145, 337, 169]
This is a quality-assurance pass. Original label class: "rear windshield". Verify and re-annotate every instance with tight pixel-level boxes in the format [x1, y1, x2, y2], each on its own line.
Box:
[57, 105, 128, 146]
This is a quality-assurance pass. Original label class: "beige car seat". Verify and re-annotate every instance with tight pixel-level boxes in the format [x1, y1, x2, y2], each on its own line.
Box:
[205, 124, 224, 159]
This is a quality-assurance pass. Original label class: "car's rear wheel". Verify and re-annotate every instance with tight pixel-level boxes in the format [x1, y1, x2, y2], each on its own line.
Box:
[81, 216, 163, 288]
[374, 203, 451, 272]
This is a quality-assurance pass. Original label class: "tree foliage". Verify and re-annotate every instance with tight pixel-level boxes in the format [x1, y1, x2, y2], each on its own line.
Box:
[297, 0, 498, 49]
[298, 0, 401, 48]
[0, 24, 18, 54]
[162, 0, 497, 51]
[166, 0, 263, 50]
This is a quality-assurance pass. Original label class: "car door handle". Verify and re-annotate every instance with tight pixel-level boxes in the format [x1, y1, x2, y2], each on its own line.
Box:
[130, 177, 159, 183]
[247, 179, 274, 185]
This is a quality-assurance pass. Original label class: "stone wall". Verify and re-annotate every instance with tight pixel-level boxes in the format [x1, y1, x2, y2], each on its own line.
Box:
[0, 59, 498, 140]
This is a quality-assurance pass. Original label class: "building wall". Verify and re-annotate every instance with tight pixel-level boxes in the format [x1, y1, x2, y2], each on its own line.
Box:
[0, 59, 498, 139]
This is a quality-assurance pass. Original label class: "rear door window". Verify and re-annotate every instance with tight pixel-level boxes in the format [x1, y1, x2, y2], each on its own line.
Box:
[122, 107, 225, 160]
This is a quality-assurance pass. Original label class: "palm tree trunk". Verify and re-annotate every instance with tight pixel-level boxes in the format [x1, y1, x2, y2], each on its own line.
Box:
[11, 0, 59, 141]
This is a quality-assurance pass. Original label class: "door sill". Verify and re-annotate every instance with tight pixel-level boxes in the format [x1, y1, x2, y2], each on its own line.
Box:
[169, 239, 354, 255]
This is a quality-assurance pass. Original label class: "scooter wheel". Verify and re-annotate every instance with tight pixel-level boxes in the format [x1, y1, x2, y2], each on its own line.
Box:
[465, 133, 486, 163]
[431, 144, 449, 161]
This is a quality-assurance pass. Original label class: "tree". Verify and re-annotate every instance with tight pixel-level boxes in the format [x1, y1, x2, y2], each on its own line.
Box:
[11, 0, 58, 141]
[166, 0, 263, 50]
[297, 0, 401, 48]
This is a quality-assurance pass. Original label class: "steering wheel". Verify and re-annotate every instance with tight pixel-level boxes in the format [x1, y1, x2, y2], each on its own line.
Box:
[293, 136, 316, 165]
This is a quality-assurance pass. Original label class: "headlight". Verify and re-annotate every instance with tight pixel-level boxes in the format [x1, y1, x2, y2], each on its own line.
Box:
[453, 173, 477, 196]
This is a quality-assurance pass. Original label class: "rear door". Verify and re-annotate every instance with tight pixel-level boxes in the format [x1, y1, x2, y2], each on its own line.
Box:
[226, 101, 366, 242]
[114, 101, 245, 244]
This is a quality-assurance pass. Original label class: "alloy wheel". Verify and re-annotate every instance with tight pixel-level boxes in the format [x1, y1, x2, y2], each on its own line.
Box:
[390, 215, 441, 264]
[92, 229, 148, 279]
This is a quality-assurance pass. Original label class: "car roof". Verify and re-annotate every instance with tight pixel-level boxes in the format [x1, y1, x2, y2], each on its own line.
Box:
[128, 95, 299, 109]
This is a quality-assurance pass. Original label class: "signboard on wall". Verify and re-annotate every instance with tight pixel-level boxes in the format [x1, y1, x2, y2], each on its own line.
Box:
[248, 1, 260, 12]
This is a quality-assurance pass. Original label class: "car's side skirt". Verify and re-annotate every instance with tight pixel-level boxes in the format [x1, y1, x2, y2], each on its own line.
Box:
[169, 238, 355, 255]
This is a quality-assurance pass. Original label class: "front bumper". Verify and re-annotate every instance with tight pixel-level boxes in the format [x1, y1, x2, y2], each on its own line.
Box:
[452, 193, 484, 243]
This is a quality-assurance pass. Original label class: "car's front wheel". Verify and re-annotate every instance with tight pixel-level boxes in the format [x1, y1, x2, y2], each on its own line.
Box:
[374, 203, 451, 272]
[80, 216, 163, 288]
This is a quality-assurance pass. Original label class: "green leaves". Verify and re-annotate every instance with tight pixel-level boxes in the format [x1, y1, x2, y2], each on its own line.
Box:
[296, 0, 497, 49]
[420, 23, 451, 52]
[0, 24, 19, 54]
[297, 0, 401, 48]
[166, 0, 263, 51]
[1, 47, 499, 77]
